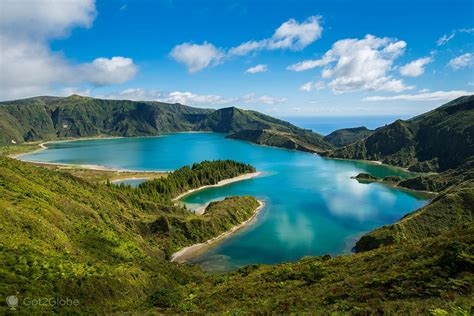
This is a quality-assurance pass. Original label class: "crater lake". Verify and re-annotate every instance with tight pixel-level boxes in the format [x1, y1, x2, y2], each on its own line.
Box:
[20, 133, 428, 271]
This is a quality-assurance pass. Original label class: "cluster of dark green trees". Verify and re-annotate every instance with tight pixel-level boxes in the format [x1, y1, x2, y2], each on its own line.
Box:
[135, 160, 255, 200]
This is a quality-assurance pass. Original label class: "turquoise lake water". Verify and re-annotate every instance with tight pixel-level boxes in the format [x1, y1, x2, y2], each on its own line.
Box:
[21, 133, 428, 271]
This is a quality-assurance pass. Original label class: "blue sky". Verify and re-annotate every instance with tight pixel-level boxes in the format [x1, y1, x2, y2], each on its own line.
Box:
[1, 0, 473, 116]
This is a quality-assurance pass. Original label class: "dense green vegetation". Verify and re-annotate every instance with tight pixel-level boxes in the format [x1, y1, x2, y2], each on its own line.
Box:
[399, 157, 474, 192]
[355, 179, 474, 252]
[1, 157, 472, 314]
[323, 126, 374, 147]
[227, 128, 333, 153]
[0, 157, 261, 313]
[2, 95, 474, 313]
[0, 95, 333, 152]
[186, 225, 473, 314]
[351, 172, 380, 181]
[0, 95, 212, 144]
[0, 142, 42, 157]
[135, 160, 255, 200]
[352, 157, 474, 194]
[321, 95, 474, 172]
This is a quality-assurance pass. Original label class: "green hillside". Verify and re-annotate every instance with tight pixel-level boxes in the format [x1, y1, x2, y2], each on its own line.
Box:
[0, 95, 332, 152]
[323, 126, 374, 147]
[1, 95, 474, 313]
[355, 179, 474, 252]
[1, 157, 472, 314]
[227, 128, 333, 152]
[321, 95, 474, 172]
[0, 157, 260, 312]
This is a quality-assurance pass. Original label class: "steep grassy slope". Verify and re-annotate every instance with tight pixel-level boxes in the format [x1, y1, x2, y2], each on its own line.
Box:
[321, 95, 474, 172]
[185, 225, 473, 314]
[227, 129, 333, 152]
[323, 126, 374, 147]
[197, 107, 293, 133]
[0, 95, 212, 144]
[0, 157, 260, 312]
[398, 157, 474, 192]
[355, 179, 474, 252]
[0, 95, 333, 152]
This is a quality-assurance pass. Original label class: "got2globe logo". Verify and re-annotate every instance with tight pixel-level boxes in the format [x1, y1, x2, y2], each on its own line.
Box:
[6, 295, 18, 310]
[5, 295, 79, 309]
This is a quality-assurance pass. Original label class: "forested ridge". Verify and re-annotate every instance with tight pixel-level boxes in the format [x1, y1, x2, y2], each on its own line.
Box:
[0, 95, 333, 152]
[136, 160, 255, 200]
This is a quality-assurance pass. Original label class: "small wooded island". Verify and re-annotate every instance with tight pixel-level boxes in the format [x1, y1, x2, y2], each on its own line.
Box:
[0, 95, 472, 314]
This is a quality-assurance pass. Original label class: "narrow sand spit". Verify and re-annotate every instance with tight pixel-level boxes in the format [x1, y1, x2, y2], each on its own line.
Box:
[172, 171, 262, 201]
[171, 200, 265, 263]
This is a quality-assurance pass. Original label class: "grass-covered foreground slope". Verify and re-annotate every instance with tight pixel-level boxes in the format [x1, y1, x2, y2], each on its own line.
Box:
[0, 95, 333, 152]
[321, 95, 474, 172]
[0, 157, 473, 313]
[355, 179, 474, 252]
[0, 157, 260, 312]
[186, 225, 473, 314]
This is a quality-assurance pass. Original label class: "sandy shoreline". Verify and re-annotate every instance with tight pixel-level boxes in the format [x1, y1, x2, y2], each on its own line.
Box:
[172, 171, 262, 201]
[11, 136, 128, 159]
[12, 139, 169, 173]
[171, 200, 265, 263]
[318, 155, 417, 173]
[14, 158, 169, 173]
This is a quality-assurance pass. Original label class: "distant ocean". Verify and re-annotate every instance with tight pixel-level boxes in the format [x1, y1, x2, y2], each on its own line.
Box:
[280, 116, 411, 135]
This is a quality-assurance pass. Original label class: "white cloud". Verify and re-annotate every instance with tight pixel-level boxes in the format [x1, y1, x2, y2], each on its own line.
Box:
[364, 90, 473, 102]
[0, 0, 138, 100]
[160, 91, 229, 105]
[245, 64, 268, 74]
[0, 0, 96, 39]
[239, 93, 287, 105]
[101, 89, 287, 107]
[170, 42, 224, 73]
[437, 33, 456, 46]
[399, 56, 433, 77]
[418, 88, 430, 93]
[299, 81, 325, 92]
[79, 57, 138, 85]
[267, 16, 323, 50]
[102, 88, 162, 101]
[289, 35, 412, 93]
[170, 16, 323, 72]
[229, 16, 323, 56]
[437, 28, 474, 46]
[448, 53, 473, 70]
[287, 54, 334, 72]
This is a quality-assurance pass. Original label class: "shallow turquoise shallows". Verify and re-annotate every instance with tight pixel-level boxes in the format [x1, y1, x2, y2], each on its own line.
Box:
[21, 133, 428, 271]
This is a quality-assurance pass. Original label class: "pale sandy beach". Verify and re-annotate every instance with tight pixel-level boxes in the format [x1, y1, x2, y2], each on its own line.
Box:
[14, 158, 169, 173]
[172, 171, 262, 201]
[11, 136, 127, 159]
[171, 200, 265, 263]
